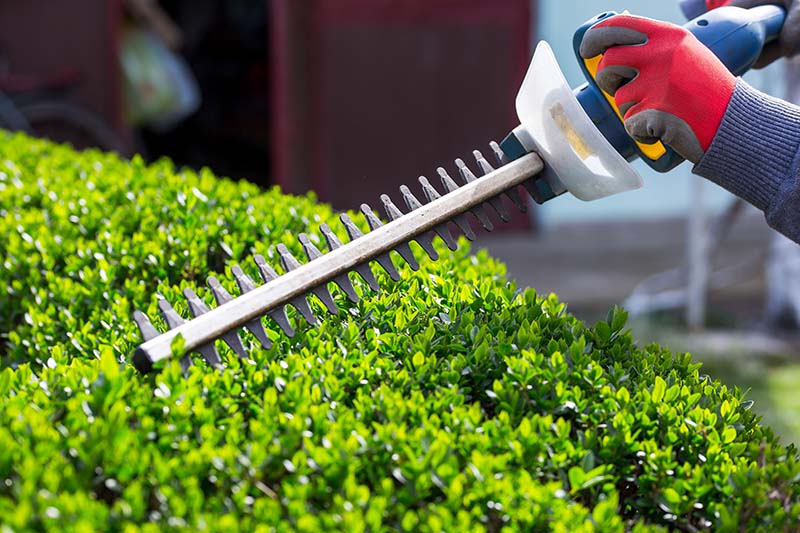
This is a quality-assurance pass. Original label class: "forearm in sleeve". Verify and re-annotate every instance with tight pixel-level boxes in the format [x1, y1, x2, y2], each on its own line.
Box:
[693, 79, 800, 244]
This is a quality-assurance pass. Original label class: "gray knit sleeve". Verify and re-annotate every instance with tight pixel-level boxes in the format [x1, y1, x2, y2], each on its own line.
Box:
[693, 79, 800, 244]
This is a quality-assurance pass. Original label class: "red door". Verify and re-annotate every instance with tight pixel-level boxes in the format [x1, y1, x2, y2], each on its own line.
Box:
[271, 0, 535, 229]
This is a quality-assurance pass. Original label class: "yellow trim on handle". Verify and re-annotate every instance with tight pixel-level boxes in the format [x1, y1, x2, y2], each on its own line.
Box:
[583, 54, 667, 161]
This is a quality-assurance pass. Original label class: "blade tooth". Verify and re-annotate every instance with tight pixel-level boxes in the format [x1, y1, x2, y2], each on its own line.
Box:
[455, 158, 477, 183]
[353, 262, 381, 292]
[485, 143, 529, 212]
[229, 265, 276, 349]
[399, 185, 439, 260]
[208, 272, 272, 359]
[489, 140, 509, 166]
[319, 223, 359, 302]
[505, 186, 528, 213]
[178, 355, 192, 373]
[253, 254, 280, 282]
[355, 264, 382, 291]
[299, 232, 324, 261]
[473, 149, 496, 175]
[489, 199, 510, 222]
[469, 152, 510, 222]
[253, 254, 295, 337]
[183, 287, 211, 317]
[182, 288, 225, 365]
[420, 176, 475, 241]
[298, 234, 339, 315]
[453, 216, 476, 241]
[219, 331, 248, 359]
[489, 201, 511, 222]
[312, 288, 339, 315]
[413, 234, 438, 261]
[407, 184, 456, 250]
[359, 205, 402, 281]
[418, 175, 441, 202]
[156, 297, 192, 371]
[444, 165, 493, 231]
[320, 223, 343, 249]
[401, 184, 456, 252]
[396, 245, 421, 271]
[290, 296, 317, 325]
[376, 254, 403, 280]
[277, 243, 302, 272]
[377, 196, 421, 267]
[208, 276, 256, 356]
[376, 198, 420, 270]
[275, 244, 319, 324]
[340, 213, 365, 240]
[380, 194, 404, 222]
[399, 184, 424, 212]
[334, 274, 359, 303]
[435, 226, 458, 251]
[339, 213, 383, 290]
[472, 209, 494, 233]
[268, 308, 294, 337]
[157, 297, 186, 329]
[231, 265, 257, 293]
[207, 275, 234, 305]
[360, 203, 383, 231]
[243, 320, 274, 349]
[133, 310, 160, 341]
[437, 167, 461, 193]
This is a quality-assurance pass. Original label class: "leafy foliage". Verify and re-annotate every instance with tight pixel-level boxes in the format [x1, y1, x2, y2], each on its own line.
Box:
[1, 133, 799, 531]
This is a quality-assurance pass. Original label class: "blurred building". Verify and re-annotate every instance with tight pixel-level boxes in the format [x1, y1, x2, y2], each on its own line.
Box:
[0, 0, 535, 223]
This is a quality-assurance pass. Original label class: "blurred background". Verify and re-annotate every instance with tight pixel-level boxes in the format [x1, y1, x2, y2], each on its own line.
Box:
[0, 0, 797, 442]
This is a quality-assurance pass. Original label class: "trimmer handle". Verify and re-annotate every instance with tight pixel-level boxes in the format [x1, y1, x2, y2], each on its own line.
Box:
[680, 0, 714, 19]
[688, 5, 784, 74]
[573, 5, 785, 172]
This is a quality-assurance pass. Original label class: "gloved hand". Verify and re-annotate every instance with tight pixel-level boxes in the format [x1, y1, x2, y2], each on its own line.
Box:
[708, 0, 800, 67]
[579, 15, 736, 164]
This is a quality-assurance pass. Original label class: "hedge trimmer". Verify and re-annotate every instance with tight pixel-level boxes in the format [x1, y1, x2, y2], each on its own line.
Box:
[132, 4, 783, 373]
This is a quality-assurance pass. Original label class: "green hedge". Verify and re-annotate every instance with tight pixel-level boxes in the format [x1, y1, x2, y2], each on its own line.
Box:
[1, 133, 798, 532]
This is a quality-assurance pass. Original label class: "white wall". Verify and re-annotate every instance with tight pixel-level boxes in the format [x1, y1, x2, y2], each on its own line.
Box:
[535, 0, 782, 225]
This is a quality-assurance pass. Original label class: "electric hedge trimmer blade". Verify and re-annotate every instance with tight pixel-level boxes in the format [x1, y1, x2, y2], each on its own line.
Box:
[131, 145, 546, 373]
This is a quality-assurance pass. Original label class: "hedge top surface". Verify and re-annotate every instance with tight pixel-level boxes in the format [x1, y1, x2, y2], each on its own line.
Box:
[1, 133, 799, 532]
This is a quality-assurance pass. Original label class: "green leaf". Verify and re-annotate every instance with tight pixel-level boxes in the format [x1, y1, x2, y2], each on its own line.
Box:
[581, 451, 595, 472]
[610, 307, 628, 332]
[652, 376, 666, 403]
[662, 488, 681, 510]
[568, 466, 585, 493]
[99, 345, 120, 378]
[595, 321, 611, 343]
[665, 384, 680, 403]
[722, 426, 737, 444]
[0, 368, 12, 397]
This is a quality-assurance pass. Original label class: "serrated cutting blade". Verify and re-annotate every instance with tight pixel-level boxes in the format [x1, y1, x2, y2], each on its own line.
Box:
[132, 147, 544, 374]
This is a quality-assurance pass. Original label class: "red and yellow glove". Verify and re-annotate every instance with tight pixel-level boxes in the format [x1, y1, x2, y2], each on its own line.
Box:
[707, 0, 800, 67]
[579, 15, 736, 164]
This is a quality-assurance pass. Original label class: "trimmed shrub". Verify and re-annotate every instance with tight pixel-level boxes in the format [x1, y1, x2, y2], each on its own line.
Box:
[1, 132, 799, 532]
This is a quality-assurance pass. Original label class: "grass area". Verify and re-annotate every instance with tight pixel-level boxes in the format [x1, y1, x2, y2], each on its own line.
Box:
[701, 358, 800, 447]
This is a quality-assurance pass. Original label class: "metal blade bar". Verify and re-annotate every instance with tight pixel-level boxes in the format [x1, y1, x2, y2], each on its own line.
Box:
[132, 152, 543, 371]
